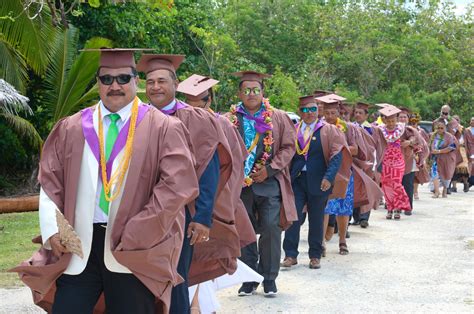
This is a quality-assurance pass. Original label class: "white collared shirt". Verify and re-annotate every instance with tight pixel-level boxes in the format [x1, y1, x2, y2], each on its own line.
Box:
[93, 100, 133, 223]
[161, 99, 177, 112]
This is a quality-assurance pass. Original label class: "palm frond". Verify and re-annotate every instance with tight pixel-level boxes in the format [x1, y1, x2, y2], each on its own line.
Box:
[0, 1, 59, 78]
[1, 112, 43, 152]
[43, 29, 112, 122]
[0, 41, 28, 92]
[0, 79, 32, 115]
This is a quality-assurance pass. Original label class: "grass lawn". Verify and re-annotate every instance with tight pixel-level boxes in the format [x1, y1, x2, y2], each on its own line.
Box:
[0, 211, 40, 288]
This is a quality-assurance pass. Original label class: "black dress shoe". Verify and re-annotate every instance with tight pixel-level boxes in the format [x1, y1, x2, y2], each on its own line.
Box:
[404, 211, 412, 216]
[360, 220, 369, 228]
[263, 280, 277, 296]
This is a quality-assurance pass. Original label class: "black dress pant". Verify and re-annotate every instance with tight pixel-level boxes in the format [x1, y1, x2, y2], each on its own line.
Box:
[170, 208, 194, 314]
[283, 173, 329, 259]
[402, 171, 415, 210]
[52, 224, 155, 314]
[240, 187, 281, 281]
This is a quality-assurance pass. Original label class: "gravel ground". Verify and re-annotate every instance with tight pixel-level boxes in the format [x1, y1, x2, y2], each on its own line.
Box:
[1, 185, 473, 313]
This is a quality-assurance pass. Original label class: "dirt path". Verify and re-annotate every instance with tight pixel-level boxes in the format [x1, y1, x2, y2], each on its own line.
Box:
[1, 185, 473, 313]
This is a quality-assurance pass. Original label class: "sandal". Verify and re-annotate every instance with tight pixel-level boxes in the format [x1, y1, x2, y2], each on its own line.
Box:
[386, 211, 393, 220]
[339, 243, 349, 255]
[394, 210, 401, 220]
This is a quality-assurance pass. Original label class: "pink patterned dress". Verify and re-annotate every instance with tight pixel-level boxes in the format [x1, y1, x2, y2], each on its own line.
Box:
[381, 128, 411, 211]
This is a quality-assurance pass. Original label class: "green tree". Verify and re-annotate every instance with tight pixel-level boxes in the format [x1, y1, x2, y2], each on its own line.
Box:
[43, 26, 112, 123]
[0, 1, 58, 92]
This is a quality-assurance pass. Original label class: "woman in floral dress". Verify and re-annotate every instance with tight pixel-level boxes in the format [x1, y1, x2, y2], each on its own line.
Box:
[376, 105, 413, 220]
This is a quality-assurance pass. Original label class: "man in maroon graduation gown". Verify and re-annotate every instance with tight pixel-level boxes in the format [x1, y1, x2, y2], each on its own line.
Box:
[137, 55, 233, 313]
[11, 49, 199, 313]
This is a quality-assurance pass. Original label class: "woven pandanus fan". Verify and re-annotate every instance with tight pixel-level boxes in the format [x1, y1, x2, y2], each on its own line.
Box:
[55, 209, 84, 258]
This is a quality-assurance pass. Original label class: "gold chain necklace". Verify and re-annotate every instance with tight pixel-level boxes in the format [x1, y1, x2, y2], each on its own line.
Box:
[98, 97, 139, 202]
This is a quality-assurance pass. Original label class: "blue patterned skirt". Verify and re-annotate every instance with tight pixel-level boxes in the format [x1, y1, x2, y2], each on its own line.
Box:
[325, 173, 354, 216]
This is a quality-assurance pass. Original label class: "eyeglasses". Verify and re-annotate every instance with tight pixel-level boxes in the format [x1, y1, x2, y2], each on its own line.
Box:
[98, 74, 135, 85]
[441, 112, 449, 115]
[300, 107, 318, 113]
[243, 87, 261, 96]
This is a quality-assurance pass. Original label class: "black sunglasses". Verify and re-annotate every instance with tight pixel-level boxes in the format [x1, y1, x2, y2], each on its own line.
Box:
[98, 74, 135, 85]
[300, 107, 318, 113]
[442, 112, 449, 115]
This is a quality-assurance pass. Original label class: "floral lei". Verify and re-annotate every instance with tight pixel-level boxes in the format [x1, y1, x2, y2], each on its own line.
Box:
[382, 123, 405, 143]
[335, 118, 348, 133]
[229, 98, 274, 187]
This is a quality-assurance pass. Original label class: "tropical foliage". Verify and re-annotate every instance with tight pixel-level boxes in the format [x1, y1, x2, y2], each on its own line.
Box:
[0, 0, 472, 194]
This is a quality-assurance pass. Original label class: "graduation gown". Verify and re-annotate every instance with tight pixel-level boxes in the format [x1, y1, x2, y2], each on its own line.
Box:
[464, 128, 474, 176]
[10, 104, 199, 313]
[188, 113, 255, 286]
[230, 108, 298, 230]
[343, 123, 383, 212]
[430, 132, 458, 181]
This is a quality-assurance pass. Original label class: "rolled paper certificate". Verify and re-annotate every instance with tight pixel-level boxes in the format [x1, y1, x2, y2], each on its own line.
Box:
[55, 209, 83, 258]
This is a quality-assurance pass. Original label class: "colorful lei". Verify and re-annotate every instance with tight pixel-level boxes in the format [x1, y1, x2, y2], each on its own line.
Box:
[382, 123, 405, 143]
[335, 118, 348, 133]
[229, 98, 274, 187]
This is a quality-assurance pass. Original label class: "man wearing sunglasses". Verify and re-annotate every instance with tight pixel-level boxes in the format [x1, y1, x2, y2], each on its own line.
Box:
[137, 55, 233, 314]
[282, 96, 349, 270]
[12, 49, 199, 313]
[229, 71, 297, 297]
[177, 74, 258, 312]
[177, 73, 256, 250]
[432, 105, 453, 132]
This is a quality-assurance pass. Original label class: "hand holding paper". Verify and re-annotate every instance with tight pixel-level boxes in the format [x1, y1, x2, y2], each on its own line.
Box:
[55, 209, 83, 258]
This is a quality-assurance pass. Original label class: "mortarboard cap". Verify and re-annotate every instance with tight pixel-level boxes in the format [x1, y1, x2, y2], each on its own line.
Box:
[137, 54, 185, 75]
[315, 95, 340, 110]
[177, 74, 219, 101]
[232, 71, 271, 83]
[313, 89, 333, 97]
[80, 48, 152, 69]
[299, 95, 317, 107]
[378, 104, 401, 118]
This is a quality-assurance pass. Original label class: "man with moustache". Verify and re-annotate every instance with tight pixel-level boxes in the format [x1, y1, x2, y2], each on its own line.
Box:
[137, 55, 233, 313]
[228, 71, 297, 296]
[11, 49, 198, 313]
[282, 96, 349, 270]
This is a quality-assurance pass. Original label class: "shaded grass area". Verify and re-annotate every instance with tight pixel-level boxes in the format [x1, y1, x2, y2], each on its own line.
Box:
[0, 211, 39, 287]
